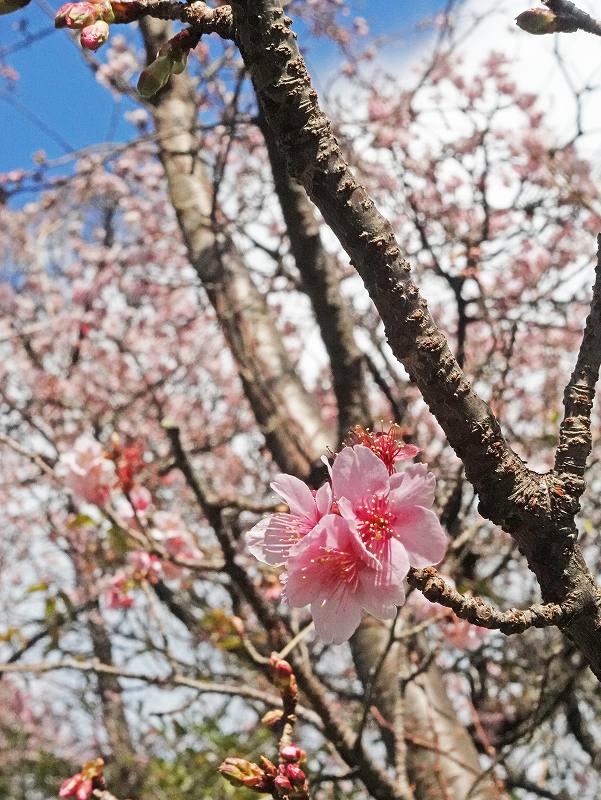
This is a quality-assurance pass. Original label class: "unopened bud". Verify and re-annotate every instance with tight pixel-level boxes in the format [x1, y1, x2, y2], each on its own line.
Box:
[280, 744, 306, 762]
[55, 1, 97, 28]
[259, 756, 278, 778]
[137, 55, 173, 98]
[0, 0, 30, 15]
[261, 708, 284, 729]
[80, 20, 109, 50]
[274, 774, 293, 793]
[219, 758, 266, 791]
[270, 653, 297, 697]
[284, 764, 306, 786]
[515, 8, 557, 34]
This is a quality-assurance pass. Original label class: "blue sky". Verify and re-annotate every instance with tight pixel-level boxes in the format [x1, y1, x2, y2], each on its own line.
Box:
[0, 0, 445, 176]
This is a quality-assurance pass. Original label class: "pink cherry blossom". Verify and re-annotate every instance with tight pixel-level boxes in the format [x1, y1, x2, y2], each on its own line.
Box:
[130, 485, 151, 512]
[57, 435, 116, 505]
[151, 510, 201, 560]
[285, 515, 407, 644]
[333, 445, 447, 570]
[129, 550, 162, 582]
[246, 475, 331, 566]
[104, 571, 134, 609]
[346, 424, 420, 474]
[59, 759, 103, 800]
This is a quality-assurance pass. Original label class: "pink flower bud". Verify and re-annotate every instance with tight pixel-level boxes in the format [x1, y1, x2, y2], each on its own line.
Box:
[0, 0, 30, 15]
[80, 20, 109, 50]
[280, 744, 305, 762]
[284, 764, 306, 786]
[261, 708, 284, 729]
[270, 654, 293, 677]
[59, 775, 82, 798]
[274, 774, 293, 792]
[76, 779, 93, 800]
[55, 2, 98, 29]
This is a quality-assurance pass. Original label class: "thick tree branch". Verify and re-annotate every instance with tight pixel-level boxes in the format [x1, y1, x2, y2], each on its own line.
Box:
[139, 16, 331, 478]
[409, 567, 589, 634]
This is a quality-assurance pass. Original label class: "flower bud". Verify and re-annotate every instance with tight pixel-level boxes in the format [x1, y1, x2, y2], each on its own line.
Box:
[274, 774, 293, 793]
[280, 744, 306, 762]
[219, 758, 267, 790]
[515, 8, 557, 34]
[259, 756, 278, 778]
[75, 779, 93, 800]
[284, 764, 306, 786]
[270, 653, 298, 698]
[56, 1, 98, 28]
[137, 55, 173, 98]
[0, 0, 30, 15]
[80, 20, 109, 50]
[261, 708, 284, 729]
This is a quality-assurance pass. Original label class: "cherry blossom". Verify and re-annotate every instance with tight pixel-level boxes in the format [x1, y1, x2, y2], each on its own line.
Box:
[246, 475, 331, 566]
[332, 445, 447, 570]
[249, 442, 446, 643]
[59, 774, 93, 800]
[150, 510, 201, 560]
[59, 758, 104, 800]
[57, 435, 116, 505]
[285, 515, 408, 644]
[129, 550, 162, 583]
[104, 571, 134, 609]
[345, 424, 421, 474]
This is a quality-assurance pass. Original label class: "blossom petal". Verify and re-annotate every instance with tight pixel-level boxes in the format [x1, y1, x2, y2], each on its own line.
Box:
[389, 463, 436, 508]
[286, 516, 353, 604]
[310, 586, 363, 644]
[271, 474, 317, 520]
[246, 513, 309, 566]
[332, 445, 389, 506]
[357, 538, 409, 619]
[315, 482, 332, 517]
[390, 506, 447, 568]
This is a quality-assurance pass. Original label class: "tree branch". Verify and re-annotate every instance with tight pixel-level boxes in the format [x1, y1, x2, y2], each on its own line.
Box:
[408, 567, 589, 634]
[555, 235, 601, 502]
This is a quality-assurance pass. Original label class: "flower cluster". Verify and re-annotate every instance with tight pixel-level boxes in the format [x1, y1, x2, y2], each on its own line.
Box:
[220, 748, 308, 798]
[247, 428, 447, 644]
[55, 0, 114, 50]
